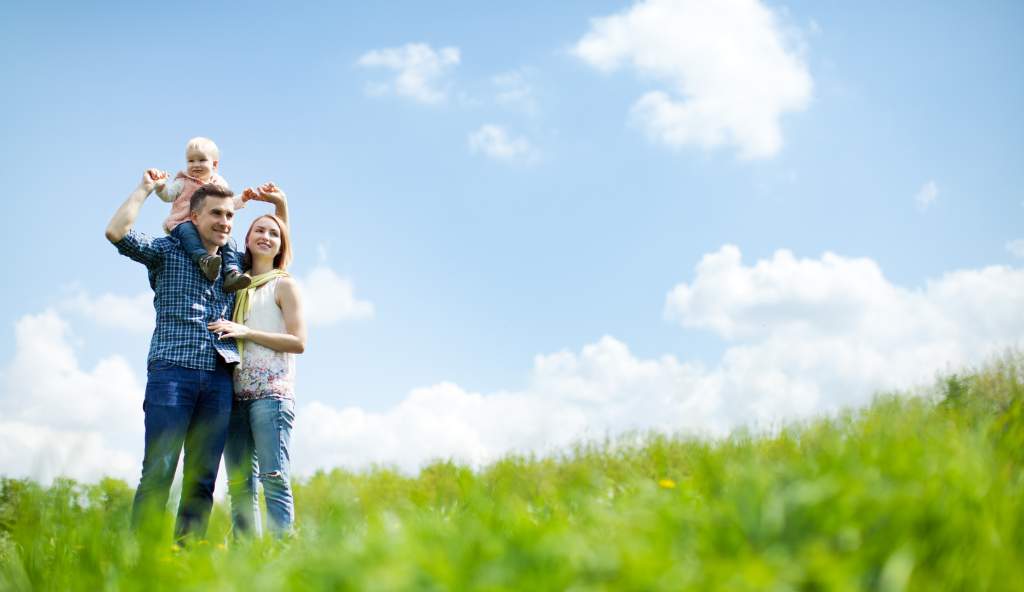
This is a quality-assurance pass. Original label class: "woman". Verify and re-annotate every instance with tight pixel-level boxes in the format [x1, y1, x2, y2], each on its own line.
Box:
[208, 183, 306, 538]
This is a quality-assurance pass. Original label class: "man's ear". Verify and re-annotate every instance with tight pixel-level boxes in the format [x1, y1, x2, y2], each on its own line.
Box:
[190, 209, 200, 224]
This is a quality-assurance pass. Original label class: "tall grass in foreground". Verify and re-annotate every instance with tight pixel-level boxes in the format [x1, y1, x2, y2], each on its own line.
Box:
[2, 353, 1023, 591]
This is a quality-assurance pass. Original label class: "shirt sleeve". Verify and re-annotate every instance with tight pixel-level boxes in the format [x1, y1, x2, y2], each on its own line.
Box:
[155, 178, 184, 203]
[114, 229, 169, 269]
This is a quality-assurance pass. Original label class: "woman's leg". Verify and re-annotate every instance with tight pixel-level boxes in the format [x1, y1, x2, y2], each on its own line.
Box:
[249, 398, 295, 537]
[224, 399, 262, 538]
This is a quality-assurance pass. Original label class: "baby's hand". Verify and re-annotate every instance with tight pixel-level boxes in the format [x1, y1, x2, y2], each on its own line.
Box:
[257, 182, 286, 202]
[240, 187, 259, 202]
[142, 169, 168, 191]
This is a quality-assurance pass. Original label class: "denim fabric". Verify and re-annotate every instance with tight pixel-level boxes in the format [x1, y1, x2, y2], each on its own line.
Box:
[170, 221, 244, 275]
[130, 358, 234, 541]
[225, 398, 295, 538]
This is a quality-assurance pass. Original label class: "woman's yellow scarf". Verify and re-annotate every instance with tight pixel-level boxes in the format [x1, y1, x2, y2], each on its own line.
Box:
[232, 269, 290, 363]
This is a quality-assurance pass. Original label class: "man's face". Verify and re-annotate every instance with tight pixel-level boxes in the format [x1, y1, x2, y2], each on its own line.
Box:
[191, 196, 235, 247]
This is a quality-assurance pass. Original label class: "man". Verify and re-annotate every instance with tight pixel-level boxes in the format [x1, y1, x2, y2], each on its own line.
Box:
[106, 169, 240, 541]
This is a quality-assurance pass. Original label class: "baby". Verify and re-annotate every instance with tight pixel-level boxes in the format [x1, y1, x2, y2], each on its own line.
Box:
[154, 137, 251, 292]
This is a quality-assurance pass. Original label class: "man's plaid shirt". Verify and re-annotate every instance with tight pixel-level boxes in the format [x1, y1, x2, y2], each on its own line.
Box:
[115, 229, 240, 370]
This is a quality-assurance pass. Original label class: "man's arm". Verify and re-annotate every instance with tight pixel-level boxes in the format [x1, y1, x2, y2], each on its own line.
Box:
[105, 170, 166, 243]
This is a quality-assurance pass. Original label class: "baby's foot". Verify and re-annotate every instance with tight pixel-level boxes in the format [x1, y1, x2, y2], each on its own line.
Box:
[198, 255, 222, 281]
[223, 270, 252, 293]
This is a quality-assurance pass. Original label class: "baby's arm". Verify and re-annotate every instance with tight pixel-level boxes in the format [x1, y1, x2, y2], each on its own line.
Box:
[154, 174, 181, 203]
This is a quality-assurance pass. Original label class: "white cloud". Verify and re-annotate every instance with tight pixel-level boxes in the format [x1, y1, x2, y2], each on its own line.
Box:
[493, 69, 538, 115]
[915, 180, 938, 211]
[8, 248, 1023, 481]
[296, 266, 375, 326]
[296, 246, 1023, 475]
[357, 43, 460, 104]
[665, 245, 1024, 412]
[468, 124, 539, 163]
[573, 0, 812, 159]
[0, 310, 144, 483]
[294, 339, 718, 474]
[1005, 239, 1024, 258]
[59, 288, 154, 333]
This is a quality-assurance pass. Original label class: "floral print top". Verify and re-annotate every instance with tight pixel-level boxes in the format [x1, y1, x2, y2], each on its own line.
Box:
[234, 278, 296, 401]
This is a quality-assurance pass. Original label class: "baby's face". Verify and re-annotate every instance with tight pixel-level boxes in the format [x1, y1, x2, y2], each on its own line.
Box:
[185, 147, 218, 181]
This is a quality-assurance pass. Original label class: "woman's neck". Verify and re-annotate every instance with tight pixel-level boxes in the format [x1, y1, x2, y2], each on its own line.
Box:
[250, 255, 275, 276]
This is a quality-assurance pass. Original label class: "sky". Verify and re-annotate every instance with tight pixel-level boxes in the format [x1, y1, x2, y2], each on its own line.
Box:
[1, 0, 1022, 484]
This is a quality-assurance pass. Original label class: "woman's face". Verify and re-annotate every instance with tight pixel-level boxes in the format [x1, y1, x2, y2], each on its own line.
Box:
[247, 216, 282, 259]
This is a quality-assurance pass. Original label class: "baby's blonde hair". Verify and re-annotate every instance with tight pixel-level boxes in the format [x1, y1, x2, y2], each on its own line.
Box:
[185, 136, 220, 160]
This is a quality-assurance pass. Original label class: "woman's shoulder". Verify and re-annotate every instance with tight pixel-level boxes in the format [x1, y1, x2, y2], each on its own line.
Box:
[273, 275, 301, 300]
[275, 275, 298, 289]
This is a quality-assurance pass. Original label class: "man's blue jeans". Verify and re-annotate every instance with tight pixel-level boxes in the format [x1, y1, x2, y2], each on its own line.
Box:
[130, 358, 233, 541]
[224, 397, 296, 538]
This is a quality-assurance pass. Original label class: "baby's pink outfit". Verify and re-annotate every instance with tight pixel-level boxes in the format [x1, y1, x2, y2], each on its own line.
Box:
[158, 171, 245, 234]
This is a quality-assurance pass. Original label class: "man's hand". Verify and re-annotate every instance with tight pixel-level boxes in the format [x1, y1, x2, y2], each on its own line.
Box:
[106, 170, 164, 243]
[142, 169, 168, 193]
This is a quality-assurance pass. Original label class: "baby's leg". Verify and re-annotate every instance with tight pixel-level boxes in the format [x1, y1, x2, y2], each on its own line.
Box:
[221, 240, 252, 293]
[220, 240, 244, 275]
[171, 222, 221, 281]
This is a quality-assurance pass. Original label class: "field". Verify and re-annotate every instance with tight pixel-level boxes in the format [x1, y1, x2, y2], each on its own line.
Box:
[2, 354, 1022, 591]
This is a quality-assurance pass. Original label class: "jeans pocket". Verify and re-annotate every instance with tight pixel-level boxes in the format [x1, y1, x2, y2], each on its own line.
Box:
[147, 359, 177, 373]
[145, 362, 191, 406]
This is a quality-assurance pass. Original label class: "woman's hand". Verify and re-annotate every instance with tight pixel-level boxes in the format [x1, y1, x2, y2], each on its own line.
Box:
[208, 318, 250, 340]
[240, 187, 260, 202]
[255, 182, 286, 205]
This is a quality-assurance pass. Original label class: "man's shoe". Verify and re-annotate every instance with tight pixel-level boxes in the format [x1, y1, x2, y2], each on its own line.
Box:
[198, 255, 222, 281]
[223, 271, 252, 293]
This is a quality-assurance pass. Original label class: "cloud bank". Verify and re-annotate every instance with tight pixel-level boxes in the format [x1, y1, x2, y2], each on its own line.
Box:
[5, 248, 1021, 481]
[295, 246, 1022, 473]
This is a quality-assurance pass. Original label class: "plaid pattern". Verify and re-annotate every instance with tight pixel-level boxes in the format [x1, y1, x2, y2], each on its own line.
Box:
[115, 229, 240, 370]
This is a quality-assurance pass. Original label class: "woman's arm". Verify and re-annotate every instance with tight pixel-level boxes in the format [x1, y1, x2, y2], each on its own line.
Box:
[248, 182, 289, 226]
[207, 278, 307, 353]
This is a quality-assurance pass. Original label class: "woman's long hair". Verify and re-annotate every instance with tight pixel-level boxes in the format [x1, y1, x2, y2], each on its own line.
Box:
[241, 214, 292, 271]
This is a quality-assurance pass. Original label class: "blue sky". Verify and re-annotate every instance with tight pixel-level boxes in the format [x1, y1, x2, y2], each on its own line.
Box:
[2, 0, 1022, 481]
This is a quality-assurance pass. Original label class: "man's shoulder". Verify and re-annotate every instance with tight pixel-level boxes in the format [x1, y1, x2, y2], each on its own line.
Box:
[116, 228, 176, 253]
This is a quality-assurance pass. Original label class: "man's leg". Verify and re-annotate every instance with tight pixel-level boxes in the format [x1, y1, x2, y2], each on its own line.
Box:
[250, 398, 296, 537]
[174, 358, 233, 542]
[131, 362, 198, 533]
[224, 399, 261, 538]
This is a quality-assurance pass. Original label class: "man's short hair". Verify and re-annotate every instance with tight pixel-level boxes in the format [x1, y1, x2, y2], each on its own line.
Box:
[190, 184, 235, 214]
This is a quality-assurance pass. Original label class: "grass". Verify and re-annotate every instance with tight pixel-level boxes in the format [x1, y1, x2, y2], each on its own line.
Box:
[2, 352, 1022, 590]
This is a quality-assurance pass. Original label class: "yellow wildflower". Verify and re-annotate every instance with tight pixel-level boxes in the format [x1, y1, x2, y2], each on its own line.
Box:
[658, 479, 677, 489]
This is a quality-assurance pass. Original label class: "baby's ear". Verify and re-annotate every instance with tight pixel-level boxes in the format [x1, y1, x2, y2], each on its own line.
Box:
[212, 160, 219, 170]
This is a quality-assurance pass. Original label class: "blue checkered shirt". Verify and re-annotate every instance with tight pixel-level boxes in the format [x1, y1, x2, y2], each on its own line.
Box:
[114, 229, 239, 370]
